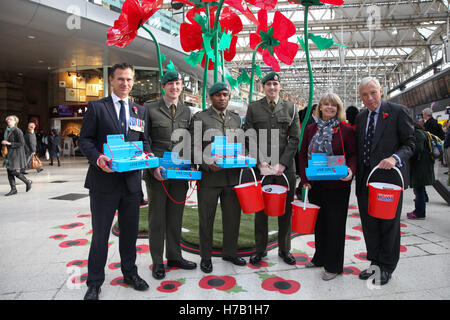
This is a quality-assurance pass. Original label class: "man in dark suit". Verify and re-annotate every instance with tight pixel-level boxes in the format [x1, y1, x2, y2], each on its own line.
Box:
[79, 62, 152, 300]
[243, 72, 300, 266]
[422, 107, 445, 140]
[355, 77, 415, 286]
[143, 71, 196, 280]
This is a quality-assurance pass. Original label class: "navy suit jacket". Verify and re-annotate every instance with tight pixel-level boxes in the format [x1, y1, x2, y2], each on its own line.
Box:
[355, 101, 415, 195]
[79, 95, 152, 194]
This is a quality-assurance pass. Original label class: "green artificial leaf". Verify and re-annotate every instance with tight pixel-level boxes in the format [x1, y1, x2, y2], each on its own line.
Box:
[225, 284, 247, 293]
[298, 33, 351, 51]
[184, 50, 205, 68]
[254, 63, 262, 77]
[166, 60, 175, 71]
[218, 32, 232, 52]
[203, 33, 215, 62]
[159, 52, 166, 63]
[237, 71, 251, 85]
[257, 273, 277, 281]
[193, 13, 208, 33]
[225, 73, 238, 89]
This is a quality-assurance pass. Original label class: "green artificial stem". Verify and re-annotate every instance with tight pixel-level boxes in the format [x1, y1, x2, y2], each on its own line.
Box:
[140, 25, 164, 95]
[249, 42, 262, 103]
[221, 50, 225, 82]
[212, 0, 225, 83]
[298, 5, 314, 152]
[201, 4, 211, 110]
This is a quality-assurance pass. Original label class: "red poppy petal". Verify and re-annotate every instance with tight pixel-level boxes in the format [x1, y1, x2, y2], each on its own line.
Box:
[272, 10, 296, 41]
[219, 6, 242, 34]
[249, 33, 262, 50]
[320, 0, 344, 5]
[224, 36, 237, 61]
[246, 0, 277, 10]
[262, 50, 280, 72]
[141, 0, 163, 22]
[199, 275, 216, 289]
[261, 276, 282, 291]
[218, 276, 236, 291]
[273, 40, 298, 65]
[201, 55, 215, 70]
[186, 7, 205, 24]
[172, 0, 195, 6]
[106, 19, 138, 48]
[121, 0, 145, 30]
[257, 9, 268, 34]
[180, 22, 203, 52]
[225, 0, 259, 25]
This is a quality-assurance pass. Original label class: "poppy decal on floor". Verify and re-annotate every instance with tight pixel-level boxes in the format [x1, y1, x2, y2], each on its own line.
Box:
[157, 279, 185, 293]
[108, 262, 121, 270]
[56, 222, 84, 229]
[246, 260, 273, 269]
[348, 212, 360, 218]
[77, 214, 91, 218]
[149, 261, 179, 273]
[352, 225, 363, 232]
[72, 272, 88, 284]
[348, 205, 358, 209]
[343, 266, 360, 275]
[136, 244, 150, 254]
[49, 234, 68, 240]
[354, 252, 368, 261]
[400, 245, 407, 252]
[345, 235, 361, 241]
[291, 250, 311, 266]
[66, 259, 88, 268]
[199, 275, 246, 293]
[110, 276, 129, 287]
[307, 241, 315, 248]
[59, 239, 89, 248]
[258, 273, 300, 294]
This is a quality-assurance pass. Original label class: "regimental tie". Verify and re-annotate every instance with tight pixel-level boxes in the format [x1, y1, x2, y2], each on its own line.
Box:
[119, 100, 127, 136]
[270, 100, 276, 112]
[363, 111, 376, 166]
[170, 104, 176, 119]
[220, 112, 225, 122]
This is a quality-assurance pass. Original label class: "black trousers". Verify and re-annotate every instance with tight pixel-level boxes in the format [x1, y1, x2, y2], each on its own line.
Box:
[357, 166, 402, 274]
[309, 183, 350, 274]
[86, 183, 140, 287]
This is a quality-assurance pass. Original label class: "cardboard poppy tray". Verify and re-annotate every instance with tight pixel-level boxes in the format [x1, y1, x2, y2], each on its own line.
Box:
[211, 136, 256, 168]
[103, 134, 159, 172]
[305, 153, 348, 180]
[159, 152, 202, 180]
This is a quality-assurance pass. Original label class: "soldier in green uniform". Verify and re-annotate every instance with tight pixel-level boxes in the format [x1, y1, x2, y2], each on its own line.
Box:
[190, 82, 246, 273]
[243, 72, 300, 266]
[143, 71, 197, 279]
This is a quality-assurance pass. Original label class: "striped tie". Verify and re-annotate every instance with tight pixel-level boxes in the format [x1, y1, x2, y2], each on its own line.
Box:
[363, 111, 376, 166]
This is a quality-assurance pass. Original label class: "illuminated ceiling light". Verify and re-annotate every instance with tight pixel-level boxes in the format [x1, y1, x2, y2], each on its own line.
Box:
[27, 35, 36, 39]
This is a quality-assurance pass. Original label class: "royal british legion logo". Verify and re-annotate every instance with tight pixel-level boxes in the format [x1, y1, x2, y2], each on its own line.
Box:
[377, 193, 394, 202]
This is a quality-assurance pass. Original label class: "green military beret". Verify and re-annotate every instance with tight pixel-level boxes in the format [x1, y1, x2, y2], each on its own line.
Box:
[262, 72, 280, 84]
[162, 70, 182, 85]
[208, 82, 229, 96]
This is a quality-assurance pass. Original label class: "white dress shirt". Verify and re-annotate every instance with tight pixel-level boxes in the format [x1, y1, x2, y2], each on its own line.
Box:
[111, 92, 130, 133]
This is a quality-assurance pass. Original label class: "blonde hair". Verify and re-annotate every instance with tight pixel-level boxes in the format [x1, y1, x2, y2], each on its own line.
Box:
[318, 92, 346, 122]
[5, 115, 19, 125]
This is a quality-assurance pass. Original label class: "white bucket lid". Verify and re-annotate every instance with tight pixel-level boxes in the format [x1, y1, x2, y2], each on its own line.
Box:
[262, 184, 287, 194]
[369, 182, 402, 191]
[234, 181, 260, 189]
[291, 200, 320, 210]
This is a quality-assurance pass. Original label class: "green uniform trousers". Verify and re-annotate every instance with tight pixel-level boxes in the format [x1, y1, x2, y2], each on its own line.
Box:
[197, 185, 242, 259]
[146, 176, 188, 264]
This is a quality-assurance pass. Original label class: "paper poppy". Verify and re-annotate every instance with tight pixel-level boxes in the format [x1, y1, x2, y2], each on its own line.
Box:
[59, 239, 89, 248]
[49, 234, 68, 240]
[106, 0, 163, 48]
[343, 266, 360, 275]
[249, 9, 299, 72]
[157, 279, 184, 293]
[59, 222, 84, 229]
[261, 276, 300, 294]
[66, 259, 88, 268]
[224, 0, 276, 25]
[180, 6, 242, 70]
[383, 112, 389, 119]
[133, 106, 138, 115]
[199, 275, 236, 291]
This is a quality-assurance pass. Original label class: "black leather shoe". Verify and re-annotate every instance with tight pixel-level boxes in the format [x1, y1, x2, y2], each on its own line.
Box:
[358, 268, 375, 280]
[5, 189, 17, 196]
[123, 274, 149, 291]
[374, 270, 391, 286]
[278, 251, 296, 265]
[25, 180, 32, 192]
[222, 256, 246, 266]
[167, 258, 197, 270]
[200, 259, 213, 273]
[152, 264, 165, 280]
[84, 285, 101, 300]
[249, 252, 267, 265]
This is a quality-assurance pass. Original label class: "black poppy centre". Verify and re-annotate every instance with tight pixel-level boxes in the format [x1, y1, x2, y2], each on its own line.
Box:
[208, 278, 226, 287]
[273, 280, 292, 290]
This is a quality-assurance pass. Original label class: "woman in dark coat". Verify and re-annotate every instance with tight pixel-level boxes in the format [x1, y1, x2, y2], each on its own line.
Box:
[48, 128, 61, 166]
[2, 115, 32, 196]
[23, 122, 43, 173]
[407, 122, 435, 219]
[298, 92, 357, 281]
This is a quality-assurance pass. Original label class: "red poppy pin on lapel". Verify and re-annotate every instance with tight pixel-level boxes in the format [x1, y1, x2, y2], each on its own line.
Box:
[383, 112, 389, 119]
[133, 106, 138, 115]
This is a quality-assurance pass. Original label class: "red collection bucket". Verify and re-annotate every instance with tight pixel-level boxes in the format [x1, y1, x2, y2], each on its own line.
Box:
[291, 188, 319, 234]
[366, 165, 404, 220]
[261, 174, 290, 217]
[234, 168, 264, 214]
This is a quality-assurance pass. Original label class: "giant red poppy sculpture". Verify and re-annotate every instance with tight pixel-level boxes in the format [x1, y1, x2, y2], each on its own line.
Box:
[106, 0, 164, 88]
[248, 9, 299, 101]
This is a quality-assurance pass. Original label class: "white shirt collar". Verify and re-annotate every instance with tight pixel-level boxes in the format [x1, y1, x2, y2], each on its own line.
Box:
[111, 92, 128, 106]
